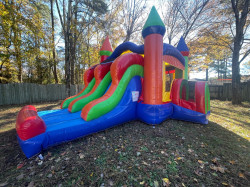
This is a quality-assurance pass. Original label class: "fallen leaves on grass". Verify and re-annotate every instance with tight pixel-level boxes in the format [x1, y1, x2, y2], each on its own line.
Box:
[16, 173, 24, 180]
[162, 178, 170, 187]
[238, 172, 246, 179]
[210, 165, 225, 173]
[188, 148, 194, 153]
[198, 160, 203, 164]
[200, 142, 205, 148]
[0, 182, 8, 187]
[60, 151, 66, 156]
[154, 181, 159, 187]
[27, 181, 35, 187]
[212, 157, 220, 164]
[79, 153, 84, 159]
[139, 181, 145, 185]
[198, 160, 206, 169]
[176, 157, 183, 161]
[194, 169, 203, 176]
[142, 161, 150, 166]
[17, 162, 24, 169]
[229, 160, 235, 165]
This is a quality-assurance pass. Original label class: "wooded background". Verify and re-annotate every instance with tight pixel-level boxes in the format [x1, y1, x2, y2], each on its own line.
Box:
[0, 0, 249, 104]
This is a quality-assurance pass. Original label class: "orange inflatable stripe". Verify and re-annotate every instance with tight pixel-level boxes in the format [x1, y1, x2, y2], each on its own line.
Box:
[144, 34, 163, 105]
[68, 62, 112, 112]
[81, 53, 144, 120]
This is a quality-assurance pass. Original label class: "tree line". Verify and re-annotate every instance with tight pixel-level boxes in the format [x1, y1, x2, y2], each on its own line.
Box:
[0, 0, 249, 104]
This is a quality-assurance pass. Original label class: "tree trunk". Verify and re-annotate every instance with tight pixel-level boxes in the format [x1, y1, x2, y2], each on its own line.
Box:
[35, 37, 43, 84]
[70, 2, 78, 85]
[12, 4, 22, 82]
[206, 68, 208, 81]
[15, 40, 22, 83]
[217, 60, 220, 79]
[50, 0, 58, 83]
[230, 0, 249, 105]
[55, 0, 70, 94]
[17, 55, 22, 82]
[231, 41, 241, 104]
[87, 33, 91, 67]
[65, 0, 72, 96]
[225, 58, 227, 79]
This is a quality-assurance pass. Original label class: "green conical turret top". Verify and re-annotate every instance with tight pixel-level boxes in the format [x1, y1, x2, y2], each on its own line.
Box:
[143, 6, 165, 30]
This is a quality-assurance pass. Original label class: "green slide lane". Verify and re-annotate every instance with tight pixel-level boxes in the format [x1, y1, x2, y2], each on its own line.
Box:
[86, 65, 144, 121]
[62, 78, 96, 109]
[71, 72, 112, 113]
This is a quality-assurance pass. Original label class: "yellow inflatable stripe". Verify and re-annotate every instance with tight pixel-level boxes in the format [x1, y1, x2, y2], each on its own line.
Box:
[121, 50, 144, 57]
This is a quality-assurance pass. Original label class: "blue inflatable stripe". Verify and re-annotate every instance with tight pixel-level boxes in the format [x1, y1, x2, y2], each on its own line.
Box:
[163, 44, 185, 66]
[107, 42, 144, 60]
[137, 102, 173, 124]
[171, 104, 209, 125]
[142, 25, 166, 38]
[106, 42, 185, 66]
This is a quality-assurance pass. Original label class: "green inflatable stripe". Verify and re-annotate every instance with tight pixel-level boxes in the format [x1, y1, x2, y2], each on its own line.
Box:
[71, 72, 112, 113]
[205, 83, 210, 113]
[86, 65, 144, 121]
[179, 80, 189, 101]
[62, 78, 96, 109]
[184, 56, 188, 80]
[99, 50, 112, 56]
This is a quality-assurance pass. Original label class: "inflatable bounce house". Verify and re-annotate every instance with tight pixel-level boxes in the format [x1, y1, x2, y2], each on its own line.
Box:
[16, 6, 210, 158]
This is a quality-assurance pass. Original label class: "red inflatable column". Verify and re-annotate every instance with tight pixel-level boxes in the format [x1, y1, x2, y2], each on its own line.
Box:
[142, 6, 166, 105]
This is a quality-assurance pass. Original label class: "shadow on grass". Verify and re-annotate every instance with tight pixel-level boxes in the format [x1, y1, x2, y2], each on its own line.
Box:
[35, 102, 61, 111]
[212, 106, 250, 117]
[0, 101, 61, 112]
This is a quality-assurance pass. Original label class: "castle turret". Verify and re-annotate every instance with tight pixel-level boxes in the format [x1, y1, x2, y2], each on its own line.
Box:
[177, 37, 189, 80]
[142, 6, 166, 105]
[99, 36, 113, 63]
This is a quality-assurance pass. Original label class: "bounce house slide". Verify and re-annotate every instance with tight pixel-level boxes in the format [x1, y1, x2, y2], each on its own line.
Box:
[68, 62, 112, 113]
[35, 63, 114, 124]
[61, 62, 112, 113]
[61, 65, 96, 109]
[16, 54, 144, 158]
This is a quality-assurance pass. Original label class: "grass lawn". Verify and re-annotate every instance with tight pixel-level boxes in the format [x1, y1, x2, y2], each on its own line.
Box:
[0, 100, 249, 186]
